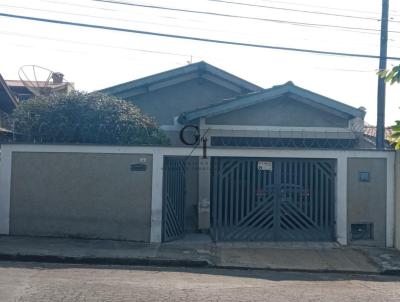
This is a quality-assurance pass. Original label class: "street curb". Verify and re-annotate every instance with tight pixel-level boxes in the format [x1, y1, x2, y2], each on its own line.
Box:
[0, 254, 210, 268]
[380, 269, 400, 276]
[353, 248, 400, 276]
[1, 253, 399, 276]
[211, 264, 383, 276]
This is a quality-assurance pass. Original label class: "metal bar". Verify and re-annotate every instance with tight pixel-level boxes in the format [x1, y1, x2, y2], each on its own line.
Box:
[246, 160, 251, 217]
[300, 161, 304, 210]
[294, 161, 298, 209]
[234, 163, 240, 226]
[217, 159, 222, 239]
[310, 162, 315, 224]
[223, 171, 229, 237]
[274, 159, 281, 241]
[241, 161, 246, 222]
[324, 173, 328, 229]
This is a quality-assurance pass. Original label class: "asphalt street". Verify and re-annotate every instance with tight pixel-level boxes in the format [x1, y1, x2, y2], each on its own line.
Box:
[0, 261, 399, 302]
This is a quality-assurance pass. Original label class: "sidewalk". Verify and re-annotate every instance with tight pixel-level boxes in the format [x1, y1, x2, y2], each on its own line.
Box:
[0, 235, 399, 275]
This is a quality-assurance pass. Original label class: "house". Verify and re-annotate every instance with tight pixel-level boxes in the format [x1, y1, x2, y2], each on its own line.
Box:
[364, 124, 393, 148]
[105, 62, 392, 246]
[0, 62, 394, 249]
[102, 61, 372, 150]
[6, 72, 73, 101]
[0, 74, 18, 141]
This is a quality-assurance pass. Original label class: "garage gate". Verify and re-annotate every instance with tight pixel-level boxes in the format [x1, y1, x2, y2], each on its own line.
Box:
[211, 157, 336, 241]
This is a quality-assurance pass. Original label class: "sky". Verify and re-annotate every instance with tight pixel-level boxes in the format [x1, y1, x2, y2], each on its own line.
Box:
[0, 0, 399, 125]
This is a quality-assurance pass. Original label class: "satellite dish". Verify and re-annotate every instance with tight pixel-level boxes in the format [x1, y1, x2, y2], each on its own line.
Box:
[18, 65, 73, 97]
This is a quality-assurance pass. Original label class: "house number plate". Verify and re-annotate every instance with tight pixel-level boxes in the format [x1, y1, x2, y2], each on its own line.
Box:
[257, 161, 273, 171]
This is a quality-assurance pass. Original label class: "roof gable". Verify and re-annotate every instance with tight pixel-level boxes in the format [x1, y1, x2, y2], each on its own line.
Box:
[178, 82, 365, 124]
[100, 61, 261, 98]
[0, 74, 18, 113]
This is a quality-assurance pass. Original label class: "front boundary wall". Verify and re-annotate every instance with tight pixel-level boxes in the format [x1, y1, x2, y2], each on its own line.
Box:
[0, 144, 395, 247]
[9, 152, 153, 241]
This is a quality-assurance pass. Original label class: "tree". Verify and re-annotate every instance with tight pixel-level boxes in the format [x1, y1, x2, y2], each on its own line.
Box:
[378, 65, 400, 149]
[389, 120, 400, 150]
[13, 91, 169, 145]
[378, 65, 400, 85]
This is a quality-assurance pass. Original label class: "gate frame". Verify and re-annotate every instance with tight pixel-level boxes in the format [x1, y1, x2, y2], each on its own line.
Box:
[0, 144, 395, 247]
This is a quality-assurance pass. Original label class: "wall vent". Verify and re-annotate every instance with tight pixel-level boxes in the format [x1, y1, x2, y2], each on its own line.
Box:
[130, 164, 147, 172]
[351, 223, 373, 240]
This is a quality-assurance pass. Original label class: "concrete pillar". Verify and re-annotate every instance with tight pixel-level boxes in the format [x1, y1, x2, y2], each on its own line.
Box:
[395, 151, 400, 250]
[150, 151, 164, 243]
[386, 153, 395, 248]
[336, 156, 347, 245]
[198, 117, 211, 231]
[0, 145, 12, 235]
[198, 157, 211, 230]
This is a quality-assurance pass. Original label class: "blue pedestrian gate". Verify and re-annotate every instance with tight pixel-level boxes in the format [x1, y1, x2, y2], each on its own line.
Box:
[162, 157, 186, 242]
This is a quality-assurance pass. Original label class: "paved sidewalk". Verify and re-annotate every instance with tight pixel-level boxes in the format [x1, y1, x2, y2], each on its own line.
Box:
[0, 235, 399, 274]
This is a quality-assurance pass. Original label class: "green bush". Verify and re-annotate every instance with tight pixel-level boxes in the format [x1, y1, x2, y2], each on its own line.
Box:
[13, 91, 169, 145]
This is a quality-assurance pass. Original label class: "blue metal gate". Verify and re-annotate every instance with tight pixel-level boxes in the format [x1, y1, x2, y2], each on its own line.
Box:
[162, 157, 186, 242]
[211, 158, 335, 241]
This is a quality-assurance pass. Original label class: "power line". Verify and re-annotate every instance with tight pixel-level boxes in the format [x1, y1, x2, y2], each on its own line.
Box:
[27, 0, 395, 37]
[1, 12, 400, 61]
[314, 67, 376, 73]
[91, 0, 400, 34]
[257, 0, 393, 16]
[4, 3, 397, 48]
[49, 0, 400, 20]
[0, 30, 193, 57]
[0, 3, 253, 37]
[2, 4, 392, 46]
[3, 20, 397, 55]
[41, 0, 118, 12]
[208, 0, 399, 23]
[3, 29, 399, 63]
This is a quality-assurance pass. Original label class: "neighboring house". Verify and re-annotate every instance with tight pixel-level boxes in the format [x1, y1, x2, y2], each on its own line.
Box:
[6, 72, 73, 101]
[0, 74, 18, 142]
[364, 124, 393, 148]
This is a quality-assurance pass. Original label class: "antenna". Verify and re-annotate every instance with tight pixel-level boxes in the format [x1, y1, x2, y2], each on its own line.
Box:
[18, 65, 73, 97]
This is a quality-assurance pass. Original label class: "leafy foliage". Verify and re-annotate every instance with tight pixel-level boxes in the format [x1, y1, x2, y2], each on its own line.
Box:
[13, 91, 169, 145]
[389, 120, 400, 150]
[378, 65, 400, 85]
[378, 65, 400, 148]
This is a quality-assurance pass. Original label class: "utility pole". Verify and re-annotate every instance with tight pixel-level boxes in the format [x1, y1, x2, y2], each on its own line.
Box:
[376, 0, 389, 149]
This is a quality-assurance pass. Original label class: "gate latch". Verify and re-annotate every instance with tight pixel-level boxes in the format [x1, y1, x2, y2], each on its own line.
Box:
[199, 199, 210, 209]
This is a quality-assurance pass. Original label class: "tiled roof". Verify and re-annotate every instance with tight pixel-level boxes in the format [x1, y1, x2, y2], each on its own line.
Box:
[0, 74, 18, 113]
[178, 81, 365, 124]
[100, 61, 262, 96]
[363, 125, 392, 139]
[6, 80, 71, 88]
